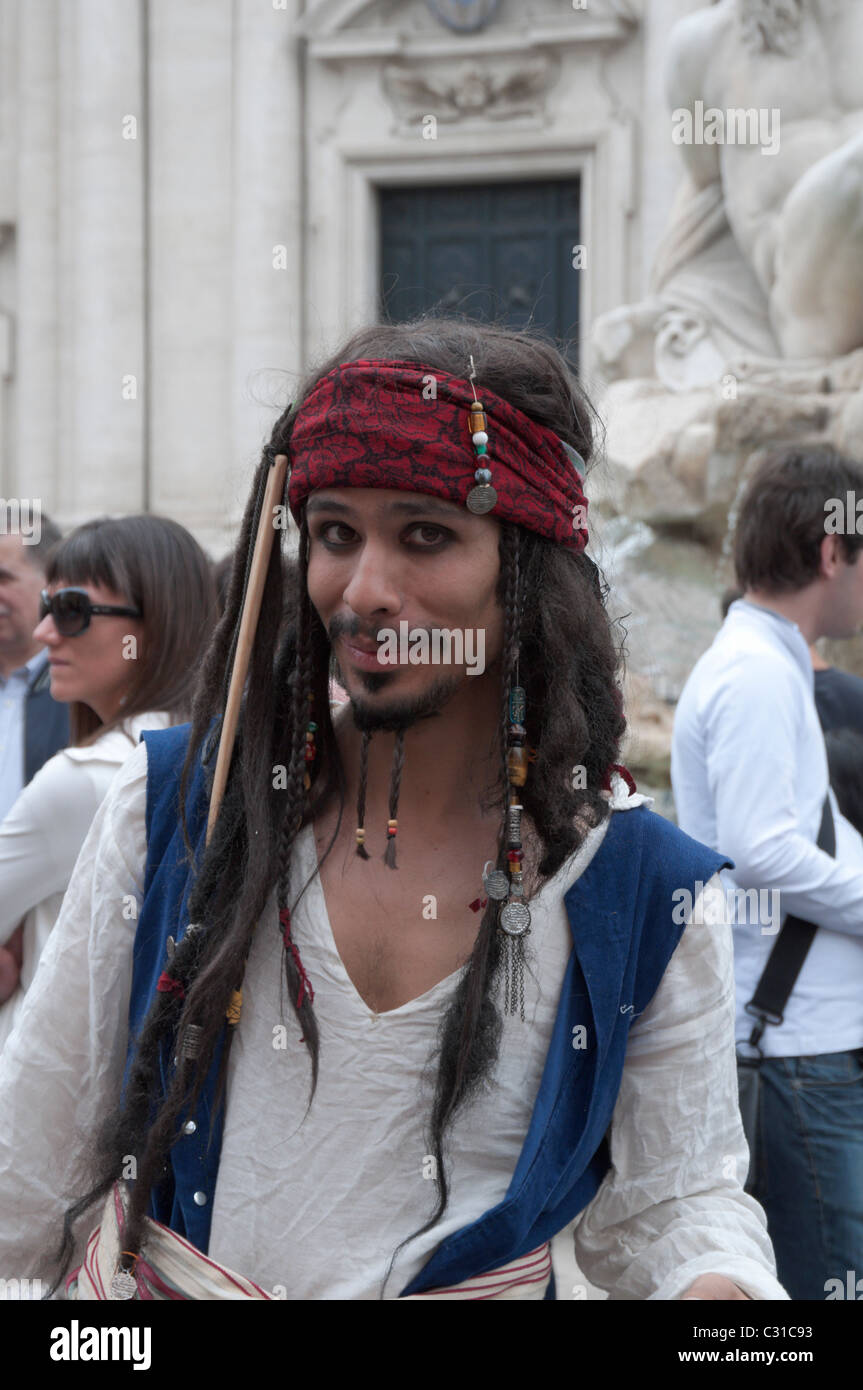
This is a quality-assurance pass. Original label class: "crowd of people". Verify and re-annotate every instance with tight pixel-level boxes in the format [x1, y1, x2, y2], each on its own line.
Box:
[0, 316, 859, 1301]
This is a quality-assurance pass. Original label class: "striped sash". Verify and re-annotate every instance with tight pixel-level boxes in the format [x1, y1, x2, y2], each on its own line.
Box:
[67, 1184, 553, 1301]
[401, 1244, 552, 1300]
[67, 1185, 272, 1301]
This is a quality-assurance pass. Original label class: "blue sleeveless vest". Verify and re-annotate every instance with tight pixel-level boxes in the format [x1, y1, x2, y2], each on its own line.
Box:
[128, 723, 731, 1297]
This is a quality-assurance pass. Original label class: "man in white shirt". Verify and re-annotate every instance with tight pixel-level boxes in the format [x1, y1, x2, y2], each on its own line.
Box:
[672, 444, 863, 1300]
[0, 325, 787, 1301]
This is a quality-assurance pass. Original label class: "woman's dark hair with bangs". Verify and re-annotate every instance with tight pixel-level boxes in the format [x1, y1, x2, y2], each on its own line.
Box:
[44, 515, 219, 746]
[50, 316, 626, 1294]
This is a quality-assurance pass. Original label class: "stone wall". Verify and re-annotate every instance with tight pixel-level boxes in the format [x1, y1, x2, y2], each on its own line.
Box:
[0, 0, 706, 561]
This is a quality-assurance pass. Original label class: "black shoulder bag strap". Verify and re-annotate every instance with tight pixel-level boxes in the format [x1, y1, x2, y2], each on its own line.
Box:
[744, 795, 836, 1051]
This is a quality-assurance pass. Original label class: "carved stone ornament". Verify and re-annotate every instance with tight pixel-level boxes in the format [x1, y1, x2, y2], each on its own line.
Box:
[383, 53, 559, 124]
[425, 0, 500, 32]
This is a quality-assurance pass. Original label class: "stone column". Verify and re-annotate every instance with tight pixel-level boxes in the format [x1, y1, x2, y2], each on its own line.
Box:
[15, 0, 61, 510]
[147, 0, 233, 556]
[55, 0, 145, 524]
[227, 0, 304, 559]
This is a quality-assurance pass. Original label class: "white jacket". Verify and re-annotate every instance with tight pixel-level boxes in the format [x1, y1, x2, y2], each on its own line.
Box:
[0, 710, 175, 1051]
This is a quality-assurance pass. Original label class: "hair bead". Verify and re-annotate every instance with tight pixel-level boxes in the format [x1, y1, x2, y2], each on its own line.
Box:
[356, 730, 371, 859]
[466, 372, 498, 514]
[498, 659, 533, 1018]
[304, 697, 317, 790]
[507, 746, 529, 786]
[383, 730, 406, 869]
[469, 402, 487, 434]
[180, 1023, 203, 1061]
[509, 686, 526, 723]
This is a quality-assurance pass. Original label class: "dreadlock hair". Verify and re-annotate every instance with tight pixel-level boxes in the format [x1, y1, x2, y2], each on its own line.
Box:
[355, 730, 372, 858]
[382, 729, 406, 868]
[47, 314, 626, 1295]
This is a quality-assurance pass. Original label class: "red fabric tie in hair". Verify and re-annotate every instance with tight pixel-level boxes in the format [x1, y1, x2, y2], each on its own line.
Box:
[156, 972, 185, 1001]
[287, 359, 589, 553]
[279, 907, 315, 1009]
[602, 763, 637, 795]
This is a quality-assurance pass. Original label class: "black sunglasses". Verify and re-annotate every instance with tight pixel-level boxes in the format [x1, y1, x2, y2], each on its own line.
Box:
[39, 587, 142, 637]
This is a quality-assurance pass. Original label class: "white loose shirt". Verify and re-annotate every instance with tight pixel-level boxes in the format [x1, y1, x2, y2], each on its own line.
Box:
[0, 710, 175, 1052]
[672, 599, 863, 1057]
[0, 741, 788, 1300]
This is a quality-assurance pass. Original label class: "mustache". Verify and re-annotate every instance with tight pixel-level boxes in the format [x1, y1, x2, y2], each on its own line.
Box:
[328, 614, 378, 645]
[328, 615, 436, 646]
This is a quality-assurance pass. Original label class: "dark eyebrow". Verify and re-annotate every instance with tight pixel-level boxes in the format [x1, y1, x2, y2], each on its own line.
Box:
[304, 498, 348, 516]
[305, 496, 465, 520]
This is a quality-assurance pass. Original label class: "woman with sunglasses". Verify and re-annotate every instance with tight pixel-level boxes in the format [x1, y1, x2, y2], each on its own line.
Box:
[0, 515, 218, 1050]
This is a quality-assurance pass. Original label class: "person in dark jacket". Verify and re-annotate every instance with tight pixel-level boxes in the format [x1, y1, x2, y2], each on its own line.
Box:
[0, 508, 70, 817]
[0, 508, 69, 998]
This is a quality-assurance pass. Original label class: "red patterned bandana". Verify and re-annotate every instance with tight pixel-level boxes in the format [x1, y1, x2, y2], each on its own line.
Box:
[287, 359, 589, 553]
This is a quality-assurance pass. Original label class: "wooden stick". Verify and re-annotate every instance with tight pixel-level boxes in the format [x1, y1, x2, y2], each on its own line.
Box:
[206, 454, 289, 844]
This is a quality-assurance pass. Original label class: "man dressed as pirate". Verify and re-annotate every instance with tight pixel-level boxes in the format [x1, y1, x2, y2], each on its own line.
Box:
[0, 318, 787, 1300]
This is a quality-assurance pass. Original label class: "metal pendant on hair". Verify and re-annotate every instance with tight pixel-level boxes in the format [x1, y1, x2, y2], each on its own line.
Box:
[499, 898, 531, 1021]
[501, 928, 529, 1021]
[179, 1024, 203, 1062]
[482, 860, 509, 901]
[109, 1268, 138, 1301]
[501, 900, 531, 935]
[466, 484, 497, 514]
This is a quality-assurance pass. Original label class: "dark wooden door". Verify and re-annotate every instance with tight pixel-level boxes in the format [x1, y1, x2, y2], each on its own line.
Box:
[379, 178, 581, 365]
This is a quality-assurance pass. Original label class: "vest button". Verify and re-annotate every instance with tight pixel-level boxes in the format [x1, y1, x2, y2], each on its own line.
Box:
[193, 1190, 207, 1206]
[183, 1120, 197, 1135]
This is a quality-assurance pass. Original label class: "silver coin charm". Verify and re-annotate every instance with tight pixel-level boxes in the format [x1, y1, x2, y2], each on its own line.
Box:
[500, 901, 531, 936]
[482, 868, 510, 901]
[466, 484, 497, 515]
[110, 1268, 138, 1300]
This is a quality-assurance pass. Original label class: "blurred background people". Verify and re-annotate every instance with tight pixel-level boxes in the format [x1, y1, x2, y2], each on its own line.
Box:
[811, 643, 863, 736]
[810, 644, 863, 847]
[0, 507, 70, 821]
[671, 444, 863, 1300]
[825, 727, 863, 841]
[0, 514, 218, 1050]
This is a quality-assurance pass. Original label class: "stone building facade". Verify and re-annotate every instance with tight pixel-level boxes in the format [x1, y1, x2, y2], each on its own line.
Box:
[0, 0, 705, 556]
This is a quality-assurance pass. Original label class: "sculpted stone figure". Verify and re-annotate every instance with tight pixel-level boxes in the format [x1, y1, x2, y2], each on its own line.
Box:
[593, 0, 863, 389]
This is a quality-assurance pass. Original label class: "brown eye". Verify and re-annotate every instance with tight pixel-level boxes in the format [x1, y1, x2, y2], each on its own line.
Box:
[319, 522, 356, 545]
[407, 525, 451, 547]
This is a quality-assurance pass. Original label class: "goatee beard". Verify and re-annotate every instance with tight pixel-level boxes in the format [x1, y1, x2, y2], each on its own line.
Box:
[339, 666, 464, 734]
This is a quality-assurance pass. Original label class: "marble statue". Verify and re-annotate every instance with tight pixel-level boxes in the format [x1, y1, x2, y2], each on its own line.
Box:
[593, 0, 863, 391]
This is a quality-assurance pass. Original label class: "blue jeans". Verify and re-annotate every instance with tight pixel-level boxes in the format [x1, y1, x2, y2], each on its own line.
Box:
[748, 1048, 863, 1300]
